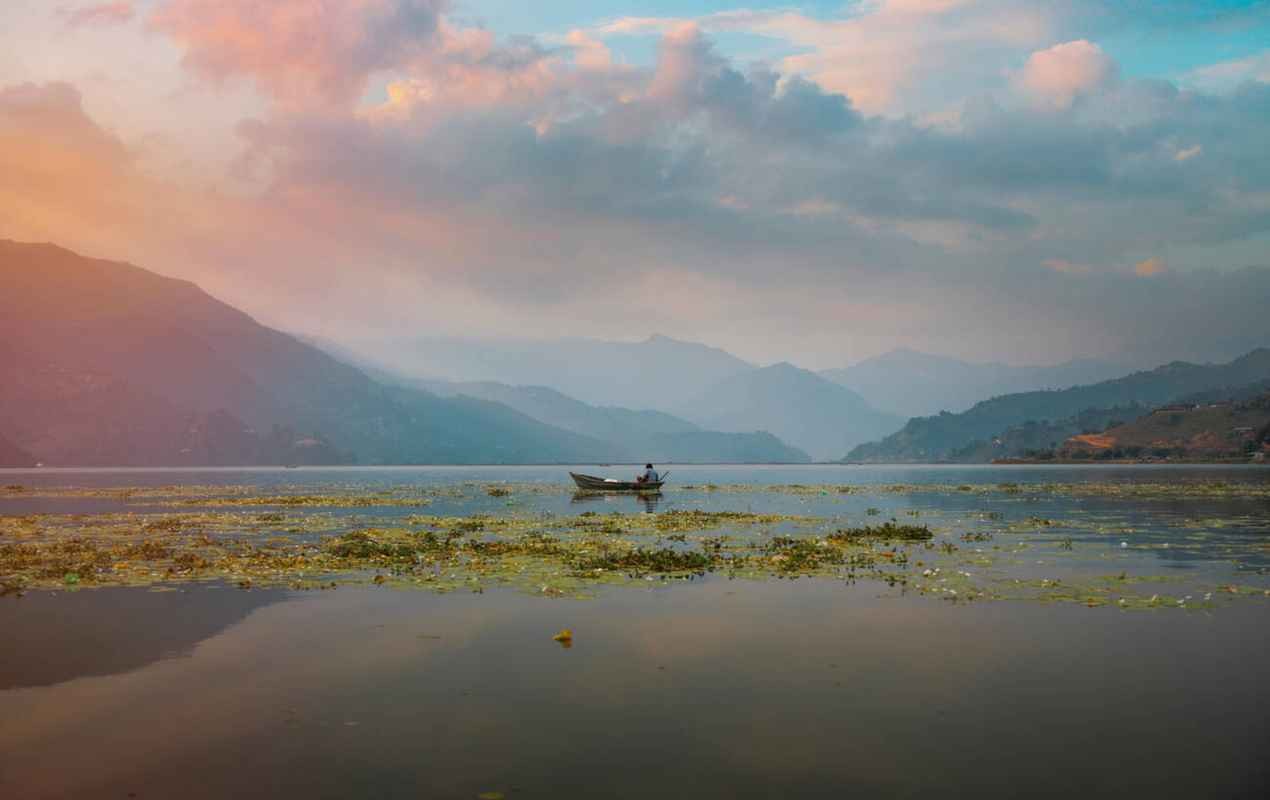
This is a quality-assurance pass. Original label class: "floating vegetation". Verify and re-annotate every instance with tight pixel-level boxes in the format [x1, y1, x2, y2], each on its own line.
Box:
[191, 494, 432, 508]
[2, 481, 1268, 609]
[828, 522, 933, 542]
[666, 481, 1270, 500]
[6, 479, 1270, 510]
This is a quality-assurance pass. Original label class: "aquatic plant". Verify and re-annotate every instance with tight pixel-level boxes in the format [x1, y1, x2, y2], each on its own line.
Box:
[3, 486, 1267, 610]
[828, 522, 933, 542]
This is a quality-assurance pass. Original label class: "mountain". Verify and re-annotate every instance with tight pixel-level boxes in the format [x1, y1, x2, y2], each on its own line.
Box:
[1057, 394, 1270, 461]
[397, 381, 698, 442]
[0, 240, 622, 465]
[945, 406, 1148, 463]
[641, 431, 809, 463]
[846, 348, 1270, 462]
[340, 333, 755, 411]
[0, 431, 37, 468]
[407, 379, 810, 463]
[676, 363, 905, 462]
[821, 349, 1129, 418]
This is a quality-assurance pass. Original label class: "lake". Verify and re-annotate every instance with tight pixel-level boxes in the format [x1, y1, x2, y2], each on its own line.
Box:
[2, 465, 1268, 798]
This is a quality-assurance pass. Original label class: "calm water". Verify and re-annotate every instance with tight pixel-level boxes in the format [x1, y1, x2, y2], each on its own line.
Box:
[2, 465, 1269, 798]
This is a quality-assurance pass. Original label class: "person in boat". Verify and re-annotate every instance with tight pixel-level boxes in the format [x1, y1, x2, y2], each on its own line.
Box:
[636, 463, 659, 484]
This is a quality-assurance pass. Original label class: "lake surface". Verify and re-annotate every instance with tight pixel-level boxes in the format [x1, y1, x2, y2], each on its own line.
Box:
[2, 465, 1268, 798]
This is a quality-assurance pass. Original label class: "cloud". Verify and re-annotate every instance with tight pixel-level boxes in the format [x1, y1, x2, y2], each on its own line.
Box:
[1187, 49, 1270, 93]
[1019, 40, 1117, 109]
[0, 82, 135, 240]
[7, 5, 1270, 367]
[1173, 144, 1202, 161]
[588, 1, 1060, 116]
[149, 0, 448, 107]
[59, 2, 135, 28]
[1134, 257, 1165, 277]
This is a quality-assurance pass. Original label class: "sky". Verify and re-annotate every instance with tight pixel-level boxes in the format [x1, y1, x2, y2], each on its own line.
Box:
[2, 1, 1269, 369]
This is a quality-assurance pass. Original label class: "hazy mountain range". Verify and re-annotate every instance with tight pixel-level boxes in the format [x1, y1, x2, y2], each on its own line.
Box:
[847, 349, 1270, 462]
[342, 335, 1141, 455]
[821, 349, 1130, 418]
[346, 340, 905, 461]
[344, 334, 755, 411]
[7, 239, 1262, 467]
[0, 241, 806, 465]
[382, 377, 810, 463]
[0, 242, 619, 465]
[672, 363, 904, 461]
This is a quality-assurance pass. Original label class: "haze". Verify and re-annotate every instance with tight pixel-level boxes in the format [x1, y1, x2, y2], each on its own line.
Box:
[3, 0, 1269, 368]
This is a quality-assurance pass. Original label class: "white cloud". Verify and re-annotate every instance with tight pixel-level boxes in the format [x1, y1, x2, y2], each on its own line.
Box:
[1187, 49, 1270, 93]
[1173, 144, 1202, 162]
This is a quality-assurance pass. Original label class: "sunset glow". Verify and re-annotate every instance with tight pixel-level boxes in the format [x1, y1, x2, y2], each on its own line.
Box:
[2, 1, 1269, 365]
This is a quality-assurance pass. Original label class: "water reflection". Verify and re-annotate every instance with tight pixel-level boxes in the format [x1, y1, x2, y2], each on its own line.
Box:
[570, 490, 662, 512]
[0, 585, 289, 689]
[1, 583, 1267, 799]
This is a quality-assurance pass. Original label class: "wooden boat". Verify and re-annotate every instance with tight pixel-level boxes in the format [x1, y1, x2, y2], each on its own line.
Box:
[570, 471, 665, 492]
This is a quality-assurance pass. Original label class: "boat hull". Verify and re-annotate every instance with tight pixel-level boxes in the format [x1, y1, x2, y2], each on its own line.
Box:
[570, 472, 664, 492]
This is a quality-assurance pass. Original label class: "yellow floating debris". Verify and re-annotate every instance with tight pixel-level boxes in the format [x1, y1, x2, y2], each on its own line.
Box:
[552, 629, 574, 647]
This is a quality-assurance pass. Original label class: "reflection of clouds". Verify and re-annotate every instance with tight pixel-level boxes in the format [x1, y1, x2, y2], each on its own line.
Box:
[3, 575, 1269, 796]
[0, 589, 499, 796]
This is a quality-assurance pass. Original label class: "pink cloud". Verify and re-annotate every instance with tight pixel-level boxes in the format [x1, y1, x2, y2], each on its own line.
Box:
[590, 2, 1057, 116]
[0, 82, 151, 254]
[1134, 257, 1165, 277]
[150, 0, 447, 107]
[1019, 40, 1117, 109]
[371, 20, 567, 117]
[60, 2, 135, 29]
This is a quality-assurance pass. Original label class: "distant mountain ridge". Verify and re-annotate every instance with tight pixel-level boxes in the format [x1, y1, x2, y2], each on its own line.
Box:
[335, 337, 927, 463]
[391, 378, 811, 463]
[0, 241, 623, 465]
[846, 349, 1270, 462]
[822, 348, 1129, 418]
[677, 362, 904, 461]
[0, 240, 811, 465]
[349, 333, 755, 411]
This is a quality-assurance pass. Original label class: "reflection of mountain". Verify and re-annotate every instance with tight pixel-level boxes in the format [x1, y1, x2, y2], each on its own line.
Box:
[848, 349, 1270, 462]
[0, 586, 288, 690]
[822, 349, 1128, 418]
